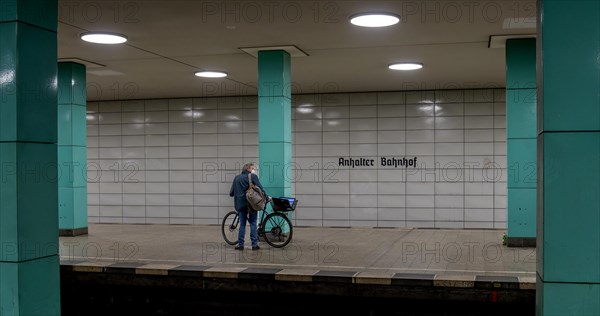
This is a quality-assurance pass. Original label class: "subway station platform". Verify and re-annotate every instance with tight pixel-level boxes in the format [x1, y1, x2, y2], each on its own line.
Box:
[59, 224, 536, 315]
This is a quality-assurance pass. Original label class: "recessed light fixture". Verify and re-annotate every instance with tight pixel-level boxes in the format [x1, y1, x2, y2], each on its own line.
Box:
[349, 12, 400, 27]
[194, 71, 228, 78]
[80, 32, 128, 44]
[389, 63, 424, 71]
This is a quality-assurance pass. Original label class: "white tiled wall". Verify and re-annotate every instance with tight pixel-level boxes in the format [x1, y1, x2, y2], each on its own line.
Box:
[87, 89, 507, 229]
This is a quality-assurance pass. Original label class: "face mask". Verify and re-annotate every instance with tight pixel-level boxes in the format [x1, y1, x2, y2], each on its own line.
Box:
[251, 169, 257, 174]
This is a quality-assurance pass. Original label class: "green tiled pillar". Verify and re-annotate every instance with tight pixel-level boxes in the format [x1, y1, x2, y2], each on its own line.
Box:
[0, 0, 61, 314]
[258, 50, 292, 200]
[506, 38, 537, 247]
[537, 1, 600, 315]
[58, 62, 88, 236]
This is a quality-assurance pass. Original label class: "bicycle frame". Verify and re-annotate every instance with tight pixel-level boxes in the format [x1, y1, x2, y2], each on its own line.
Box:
[222, 200, 293, 248]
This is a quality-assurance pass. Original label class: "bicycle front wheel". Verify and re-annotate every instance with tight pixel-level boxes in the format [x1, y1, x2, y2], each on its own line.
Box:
[262, 212, 293, 248]
[222, 211, 240, 245]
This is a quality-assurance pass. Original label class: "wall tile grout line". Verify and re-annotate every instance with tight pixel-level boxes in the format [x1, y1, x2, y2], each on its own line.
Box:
[464, 98, 471, 227]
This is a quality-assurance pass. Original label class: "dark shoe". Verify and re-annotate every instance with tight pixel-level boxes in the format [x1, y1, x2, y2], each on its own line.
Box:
[252, 245, 260, 250]
[235, 245, 244, 250]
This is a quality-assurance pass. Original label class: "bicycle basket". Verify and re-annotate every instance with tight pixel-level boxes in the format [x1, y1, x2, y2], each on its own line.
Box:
[271, 197, 298, 212]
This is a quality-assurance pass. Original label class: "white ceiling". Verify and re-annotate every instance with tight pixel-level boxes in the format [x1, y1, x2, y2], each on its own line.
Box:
[57, 0, 537, 101]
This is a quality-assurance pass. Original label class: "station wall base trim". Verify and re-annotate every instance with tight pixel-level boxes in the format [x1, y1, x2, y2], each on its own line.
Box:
[507, 237, 536, 247]
[59, 227, 88, 237]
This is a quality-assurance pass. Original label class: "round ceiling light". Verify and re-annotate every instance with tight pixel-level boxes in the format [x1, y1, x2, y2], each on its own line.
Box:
[349, 12, 400, 27]
[194, 71, 228, 78]
[389, 63, 424, 71]
[80, 32, 128, 44]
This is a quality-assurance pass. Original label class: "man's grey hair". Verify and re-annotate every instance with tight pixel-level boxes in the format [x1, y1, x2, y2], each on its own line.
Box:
[242, 163, 255, 172]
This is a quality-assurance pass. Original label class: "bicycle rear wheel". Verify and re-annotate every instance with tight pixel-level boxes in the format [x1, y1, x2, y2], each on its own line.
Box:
[221, 211, 240, 245]
[262, 212, 293, 248]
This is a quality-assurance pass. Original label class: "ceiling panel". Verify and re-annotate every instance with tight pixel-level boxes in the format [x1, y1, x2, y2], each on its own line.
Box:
[57, 0, 536, 101]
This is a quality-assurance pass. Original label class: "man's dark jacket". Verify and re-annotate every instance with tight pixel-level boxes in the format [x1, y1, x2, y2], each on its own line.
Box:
[229, 171, 268, 212]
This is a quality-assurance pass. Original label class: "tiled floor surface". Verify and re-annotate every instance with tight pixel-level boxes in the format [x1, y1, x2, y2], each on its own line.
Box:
[60, 224, 535, 278]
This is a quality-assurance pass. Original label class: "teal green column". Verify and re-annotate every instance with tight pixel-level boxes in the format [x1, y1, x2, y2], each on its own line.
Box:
[506, 38, 537, 247]
[58, 62, 88, 236]
[0, 0, 61, 314]
[258, 50, 292, 200]
[537, 1, 600, 315]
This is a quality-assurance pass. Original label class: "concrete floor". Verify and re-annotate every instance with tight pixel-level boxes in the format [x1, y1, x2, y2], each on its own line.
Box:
[59, 224, 536, 278]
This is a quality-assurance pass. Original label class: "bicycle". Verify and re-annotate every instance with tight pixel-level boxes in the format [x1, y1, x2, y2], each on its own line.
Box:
[222, 197, 298, 248]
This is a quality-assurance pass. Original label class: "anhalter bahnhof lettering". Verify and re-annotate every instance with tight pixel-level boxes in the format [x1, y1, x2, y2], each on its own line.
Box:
[338, 157, 418, 168]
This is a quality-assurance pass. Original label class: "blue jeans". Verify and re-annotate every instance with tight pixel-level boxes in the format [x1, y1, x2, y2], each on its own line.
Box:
[237, 209, 258, 247]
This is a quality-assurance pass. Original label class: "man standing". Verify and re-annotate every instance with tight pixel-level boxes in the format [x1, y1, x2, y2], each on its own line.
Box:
[229, 163, 270, 250]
